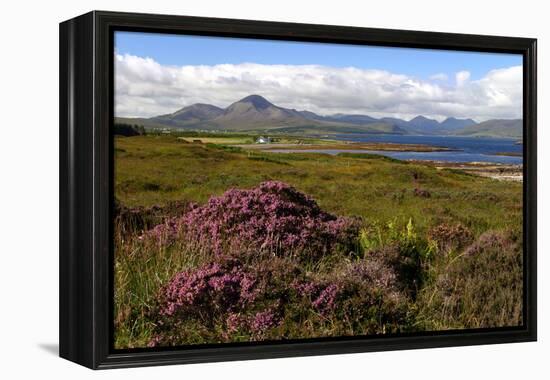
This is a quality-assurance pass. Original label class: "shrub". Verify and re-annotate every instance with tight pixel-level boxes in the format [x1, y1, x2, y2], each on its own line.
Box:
[149, 253, 413, 346]
[149, 256, 299, 346]
[428, 223, 474, 254]
[292, 258, 411, 335]
[147, 181, 360, 260]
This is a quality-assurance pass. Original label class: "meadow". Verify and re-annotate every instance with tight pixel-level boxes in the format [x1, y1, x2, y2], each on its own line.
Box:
[114, 134, 523, 349]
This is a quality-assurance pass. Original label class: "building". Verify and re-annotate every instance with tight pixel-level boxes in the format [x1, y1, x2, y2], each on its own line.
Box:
[256, 136, 271, 144]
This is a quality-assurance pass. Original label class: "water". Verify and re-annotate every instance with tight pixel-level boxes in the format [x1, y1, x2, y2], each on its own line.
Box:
[272, 135, 523, 164]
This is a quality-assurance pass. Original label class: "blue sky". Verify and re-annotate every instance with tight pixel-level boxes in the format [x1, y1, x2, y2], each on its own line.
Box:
[115, 31, 521, 82]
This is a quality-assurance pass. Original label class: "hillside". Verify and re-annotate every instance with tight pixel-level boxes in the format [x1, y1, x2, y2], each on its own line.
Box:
[454, 119, 522, 138]
[151, 103, 224, 127]
[441, 117, 477, 130]
[205, 94, 308, 129]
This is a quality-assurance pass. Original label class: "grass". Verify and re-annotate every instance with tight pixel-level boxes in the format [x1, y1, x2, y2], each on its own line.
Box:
[114, 135, 523, 348]
[115, 135, 521, 235]
[179, 136, 255, 144]
[169, 131, 338, 145]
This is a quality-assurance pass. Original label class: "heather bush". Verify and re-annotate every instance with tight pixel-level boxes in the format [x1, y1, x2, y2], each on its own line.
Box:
[149, 256, 300, 345]
[148, 251, 413, 346]
[428, 223, 474, 254]
[292, 259, 411, 335]
[147, 181, 361, 260]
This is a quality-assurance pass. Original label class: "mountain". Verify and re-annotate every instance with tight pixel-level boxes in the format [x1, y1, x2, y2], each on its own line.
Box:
[379, 117, 411, 129]
[323, 113, 379, 125]
[298, 110, 384, 127]
[115, 94, 518, 137]
[440, 117, 477, 131]
[453, 119, 522, 138]
[209, 95, 307, 129]
[149, 103, 224, 126]
[139, 94, 406, 134]
[405, 116, 441, 134]
[272, 123, 408, 135]
[170, 103, 224, 121]
[297, 110, 326, 121]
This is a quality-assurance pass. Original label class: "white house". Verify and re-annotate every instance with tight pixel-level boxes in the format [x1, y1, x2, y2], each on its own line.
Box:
[256, 136, 271, 144]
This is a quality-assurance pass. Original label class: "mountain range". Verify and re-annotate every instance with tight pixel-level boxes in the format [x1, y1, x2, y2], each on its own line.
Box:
[116, 94, 522, 138]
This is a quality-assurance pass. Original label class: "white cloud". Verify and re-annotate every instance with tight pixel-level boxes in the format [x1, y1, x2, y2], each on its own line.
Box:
[455, 70, 471, 87]
[115, 53, 522, 121]
[430, 73, 448, 81]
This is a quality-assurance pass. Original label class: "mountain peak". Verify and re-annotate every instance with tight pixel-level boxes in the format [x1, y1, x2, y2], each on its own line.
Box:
[410, 115, 434, 122]
[440, 117, 477, 130]
[238, 94, 273, 110]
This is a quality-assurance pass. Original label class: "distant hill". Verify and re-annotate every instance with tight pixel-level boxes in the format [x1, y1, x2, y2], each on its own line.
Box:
[453, 119, 522, 138]
[116, 94, 520, 137]
[322, 113, 379, 125]
[440, 117, 477, 131]
[378, 115, 477, 135]
[271, 123, 408, 135]
[379, 117, 411, 129]
[406, 115, 441, 134]
[152, 103, 224, 127]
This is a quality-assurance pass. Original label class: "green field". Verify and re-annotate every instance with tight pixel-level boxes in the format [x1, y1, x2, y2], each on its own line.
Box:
[115, 135, 521, 232]
[114, 134, 523, 349]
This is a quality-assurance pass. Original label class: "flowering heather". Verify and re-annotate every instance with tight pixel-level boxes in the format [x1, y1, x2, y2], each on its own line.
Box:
[347, 258, 399, 290]
[311, 283, 341, 314]
[147, 233, 422, 345]
[146, 181, 360, 259]
[143, 217, 183, 245]
[250, 308, 280, 334]
[158, 258, 259, 320]
[293, 258, 408, 321]
[225, 313, 247, 334]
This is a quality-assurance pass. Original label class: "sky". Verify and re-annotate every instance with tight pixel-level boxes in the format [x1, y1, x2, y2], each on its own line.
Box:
[114, 31, 523, 121]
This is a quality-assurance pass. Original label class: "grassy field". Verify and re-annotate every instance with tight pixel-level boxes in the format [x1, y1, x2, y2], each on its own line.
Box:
[175, 135, 337, 145]
[114, 134, 523, 349]
[178, 136, 255, 144]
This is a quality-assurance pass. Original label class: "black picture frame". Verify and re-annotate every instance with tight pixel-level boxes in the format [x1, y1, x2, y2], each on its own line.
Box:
[59, 10, 537, 369]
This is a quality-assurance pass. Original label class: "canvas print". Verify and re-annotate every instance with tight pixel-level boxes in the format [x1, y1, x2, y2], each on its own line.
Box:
[113, 31, 524, 350]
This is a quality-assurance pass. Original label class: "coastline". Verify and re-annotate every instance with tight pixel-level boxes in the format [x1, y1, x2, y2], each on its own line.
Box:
[233, 141, 458, 152]
[408, 160, 523, 182]
[195, 134, 524, 182]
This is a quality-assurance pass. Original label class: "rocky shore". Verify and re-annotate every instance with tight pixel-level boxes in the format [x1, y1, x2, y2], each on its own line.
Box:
[410, 160, 523, 182]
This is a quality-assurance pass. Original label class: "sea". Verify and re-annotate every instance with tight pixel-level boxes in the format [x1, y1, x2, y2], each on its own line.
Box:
[271, 134, 523, 164]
